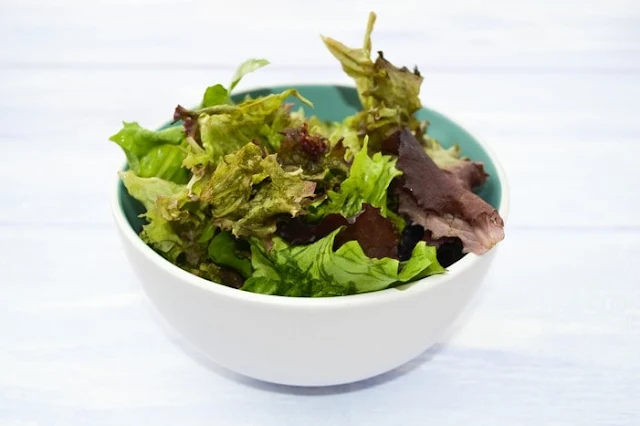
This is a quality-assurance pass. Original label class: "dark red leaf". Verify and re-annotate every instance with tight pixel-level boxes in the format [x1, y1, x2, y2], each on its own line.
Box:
[276, 214, 348, 245]
[335, 204, 399, 259]
[429, 236, 464, 268]
[218, 267, 245, 289]
[173, 104, 200, 140]
[276, 204, 400, 259]
[398, 224, 424, 261]
[383, 129, 488, 191]
[444, 161, 488, 191]
[391, 129, 504, 255]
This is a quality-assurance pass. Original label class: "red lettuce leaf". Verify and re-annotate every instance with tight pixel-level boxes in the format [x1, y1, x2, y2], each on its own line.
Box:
[276, 213, 348, 245]
[445, 161, 488, 191]
[276, 204, 399, 259]
[278, 123, 349, 176]
[386, 129, 504, 255]
[278, 123, 329, 174]
[335, 204, 399, 259]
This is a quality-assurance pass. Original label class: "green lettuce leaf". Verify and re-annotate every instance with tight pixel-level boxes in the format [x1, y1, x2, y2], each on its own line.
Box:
[321, 13, 376, 110]
[109, 122, 189, 183]
[321, 11, 424, 149]
[242, 228, 443, 297]
[208, 231, 253, 278]
[202, 84, 229, 108]
[200, 143, 266, 216]
[328, 120, 362, 158]
[184, 262, 222, 283]
[201, 58, 270, 108]
[199, 143, 316, 238]
[119, 171, 199, 263]
[233, 157, 316, 238]
[277, 123, 352, 178]
[229, 58, 270, 92]
[197, 89, 312, 165]
[290, 107, 362, 160]
[366, 53, 423, 117]
[312, 137, 401, 222]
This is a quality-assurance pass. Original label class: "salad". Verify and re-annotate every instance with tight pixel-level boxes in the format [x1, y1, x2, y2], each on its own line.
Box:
[110, 12, 505, 297]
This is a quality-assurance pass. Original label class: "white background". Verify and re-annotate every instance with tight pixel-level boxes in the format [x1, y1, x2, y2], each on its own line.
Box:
[1, 0, 639, 424]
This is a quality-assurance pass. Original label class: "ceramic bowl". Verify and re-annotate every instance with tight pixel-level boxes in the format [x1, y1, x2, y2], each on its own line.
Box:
[112, 84, 509, 386]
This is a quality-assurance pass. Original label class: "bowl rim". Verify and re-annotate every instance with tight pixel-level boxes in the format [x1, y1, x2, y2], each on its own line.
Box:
[111, 83, 510, 308]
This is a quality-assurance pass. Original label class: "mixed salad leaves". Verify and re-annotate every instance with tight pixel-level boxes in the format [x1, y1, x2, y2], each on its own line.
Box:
[110, 12, 505, 297]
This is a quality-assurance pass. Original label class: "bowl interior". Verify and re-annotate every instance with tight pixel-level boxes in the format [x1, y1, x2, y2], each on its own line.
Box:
[119, 84, 502, 235]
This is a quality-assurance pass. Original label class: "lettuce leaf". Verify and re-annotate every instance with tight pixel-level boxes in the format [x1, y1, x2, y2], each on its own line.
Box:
[278, 123, 351, 180]
[242, 228, 443, 297]
[290, 107, 362, 161]
[195, 89, 312, 166]
[321, 13, 376, 109]
[423, 136, 488, 190]
[390, 129, 505, 255]
[277, 204, 399, 259]
[201, 58, 270, 107]
[199, 143, 266, 216]
[229, 58, 270, 92]
[232, 161, 316, 238]
[311, 138, 402, 226]
[109, 122, 189, 183]
[333, 204, 399, 259]
[118, 171, 208, 265]
[321, 12, 424, 149]
[120, 171, 253, 287]
[199, 143, 316, 238]
[201, 84, 229, 108]
[208, 231, 253, 278]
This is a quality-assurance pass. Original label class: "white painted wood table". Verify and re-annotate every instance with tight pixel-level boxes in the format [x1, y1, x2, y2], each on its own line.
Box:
[1, 0, 639, 424]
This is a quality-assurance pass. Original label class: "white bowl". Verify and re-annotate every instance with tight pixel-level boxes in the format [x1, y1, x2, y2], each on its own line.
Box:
[111, 88, 509, 386]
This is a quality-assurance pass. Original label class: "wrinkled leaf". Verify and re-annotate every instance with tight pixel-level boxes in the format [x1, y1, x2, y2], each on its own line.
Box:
[277, 123, 351, 183]
[276, 213, 348, 245]
[278, 124, 329, 174]
[423, 136, 488, 190]
[391, 129, 504, 255]
[185, 262, 222, 283]
[278, 204, 399, 259]
[400, 241, 447, 280]
[242, 228, 442, 297]
[197, 89, 313, 165]
[322, 12, 424, 148]
[312, 137, 402, 226]
[208, 231, 253, 278]
[138, 144, 189, 183]
[232, 156, 317, 238]
[109, 122, 189, 183]
[118, 171, 208, 264]
[199, 143, 316, 239]
[334, 204, 399, 259]
[290, 108, 362, 160]
[367, 53, 423, 117]
[200, 143, 266, 217]
[119, 170, 189, 216]
[321, 12, 376, 109]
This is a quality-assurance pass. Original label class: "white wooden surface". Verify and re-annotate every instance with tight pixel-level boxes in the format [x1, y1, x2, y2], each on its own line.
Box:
[1, 0, 639, 424]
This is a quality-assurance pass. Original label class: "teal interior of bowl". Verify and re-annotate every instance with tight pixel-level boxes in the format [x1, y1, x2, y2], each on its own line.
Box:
[119, 85, 502, 234]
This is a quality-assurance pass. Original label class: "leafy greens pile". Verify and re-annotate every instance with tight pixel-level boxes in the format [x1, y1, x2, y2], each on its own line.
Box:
[110, 12, 505, 297]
